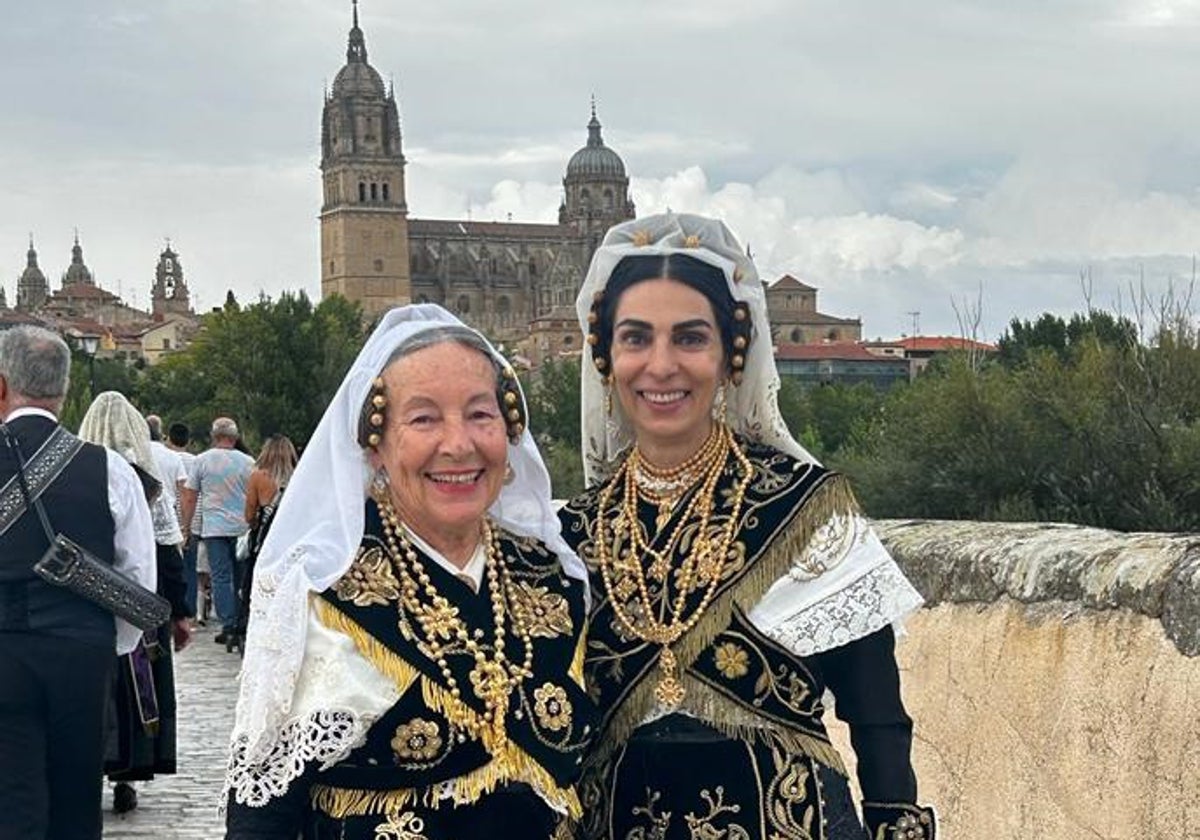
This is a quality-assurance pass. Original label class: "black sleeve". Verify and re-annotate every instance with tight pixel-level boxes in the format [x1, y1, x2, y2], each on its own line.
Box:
[805, 625, 917, 804]
[156, 543, 191, 619]
[224, 769, 311, 840]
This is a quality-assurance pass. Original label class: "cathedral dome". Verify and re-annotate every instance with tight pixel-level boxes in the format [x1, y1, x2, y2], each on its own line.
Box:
[331, 3, 385, 99]
[565, 108, 626, 180]
[332, 60, 386, 98]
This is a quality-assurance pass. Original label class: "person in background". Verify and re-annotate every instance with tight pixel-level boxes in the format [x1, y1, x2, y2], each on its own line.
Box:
[180, 417, 253, 650]
[78, 393, 192, 815]
[166, 422, 202, 621]
[559, 214, 936, 839]
[0, 326, 156, 840]
[236, 434, 298, 642]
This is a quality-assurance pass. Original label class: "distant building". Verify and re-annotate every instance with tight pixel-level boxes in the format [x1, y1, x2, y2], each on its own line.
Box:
[319, 5, 633, 337]
[5, 236, 198, 365]
[765, 275, 862, 344]
[775, 341, 910, 391]
[863, 336, 998, 375]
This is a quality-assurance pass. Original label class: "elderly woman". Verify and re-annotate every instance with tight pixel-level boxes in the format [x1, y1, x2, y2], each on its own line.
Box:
[224, 305, 594, 839]
[78, 391, 191, 814]
[558, 214, 937, 839]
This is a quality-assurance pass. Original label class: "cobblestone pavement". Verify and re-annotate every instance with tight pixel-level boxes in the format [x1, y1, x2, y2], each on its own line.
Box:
[103, 623, 241, 838]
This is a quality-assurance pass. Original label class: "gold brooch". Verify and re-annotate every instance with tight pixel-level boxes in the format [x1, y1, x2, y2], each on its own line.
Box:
[631, 229, 652, 247]
[682, 234, 701, 248]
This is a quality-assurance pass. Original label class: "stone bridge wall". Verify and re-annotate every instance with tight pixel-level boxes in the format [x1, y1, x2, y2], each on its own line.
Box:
[840, 520, 1200, 838]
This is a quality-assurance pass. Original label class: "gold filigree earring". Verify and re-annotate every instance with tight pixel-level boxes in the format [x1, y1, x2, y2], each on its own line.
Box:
[712, 380, 729, 422]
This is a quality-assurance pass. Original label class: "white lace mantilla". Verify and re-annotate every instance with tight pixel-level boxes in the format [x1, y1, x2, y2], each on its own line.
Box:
[225, 708, 373, 807]
[760, 560, 924, 657]
[748, 516, 924, 658]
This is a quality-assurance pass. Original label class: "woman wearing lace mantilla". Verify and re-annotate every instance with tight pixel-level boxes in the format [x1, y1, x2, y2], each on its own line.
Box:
[558, 213, 936, 840]
[224, 304, 594, 839]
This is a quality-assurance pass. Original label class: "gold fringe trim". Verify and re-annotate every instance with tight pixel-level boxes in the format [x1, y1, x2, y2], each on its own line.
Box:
[676, 675, 846, 776]
[311, 784, 416, 819]
[569, 627, 587, 689]
[312, 599, 582, 820]
[309, 739, 581, 820]
[594, 473, 857, 766]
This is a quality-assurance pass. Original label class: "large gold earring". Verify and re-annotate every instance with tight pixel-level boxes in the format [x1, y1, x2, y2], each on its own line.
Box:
[712, 380, 729, 422]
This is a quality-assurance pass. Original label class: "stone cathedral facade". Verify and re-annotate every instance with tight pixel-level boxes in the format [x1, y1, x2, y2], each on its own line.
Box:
[319, 4, 634, 352]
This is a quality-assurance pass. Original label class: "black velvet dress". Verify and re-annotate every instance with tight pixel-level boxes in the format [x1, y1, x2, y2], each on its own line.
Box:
[559, 440, 934, 840]
[226, 500, 595, 840]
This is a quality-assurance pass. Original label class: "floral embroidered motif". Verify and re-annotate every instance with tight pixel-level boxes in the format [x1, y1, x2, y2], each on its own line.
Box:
[533, 682, 572, 731]
[333, 546, 402, 607]
[391, 718, 443, 762]
[374, 810, 430, 840]
[509, 581, 572, 638]
[684, 786, 749, 840]
[713, 642, 750, 679]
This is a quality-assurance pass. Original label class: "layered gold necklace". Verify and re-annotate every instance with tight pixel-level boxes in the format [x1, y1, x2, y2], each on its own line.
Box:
[595, 422, 753, 708]
[374, 492, 534, 750]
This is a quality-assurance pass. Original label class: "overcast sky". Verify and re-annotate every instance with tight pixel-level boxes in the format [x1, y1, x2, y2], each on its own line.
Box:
[3, 0, 1199, 339]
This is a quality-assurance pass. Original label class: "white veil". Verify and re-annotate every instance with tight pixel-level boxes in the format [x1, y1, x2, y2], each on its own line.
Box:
[574, 212, 818, 486]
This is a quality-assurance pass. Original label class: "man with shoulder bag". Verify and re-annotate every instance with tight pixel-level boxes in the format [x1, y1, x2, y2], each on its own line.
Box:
[0, 325, 157, 840]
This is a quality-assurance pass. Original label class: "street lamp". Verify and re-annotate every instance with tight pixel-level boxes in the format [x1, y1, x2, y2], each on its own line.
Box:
[80, 334, 99, 399]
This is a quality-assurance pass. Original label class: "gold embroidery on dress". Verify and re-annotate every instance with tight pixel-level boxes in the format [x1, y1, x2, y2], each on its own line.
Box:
[373, 810, 430, 840]
[684, 787, 750, 840]
[509, 581, 572, 638]
[626, 789, 672, 840]
[334, 546, 402, 606]
[533, 682, 573, 731]
[391, 718, 444, 762]
[712, 642, 750, 680]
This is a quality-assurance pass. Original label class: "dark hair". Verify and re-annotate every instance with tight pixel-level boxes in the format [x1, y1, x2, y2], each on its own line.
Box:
[588, 253, 751, 379]
[167, 422, 190, 447]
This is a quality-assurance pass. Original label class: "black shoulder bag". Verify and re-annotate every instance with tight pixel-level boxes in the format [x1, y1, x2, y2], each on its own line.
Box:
[1, 423, 170, 632]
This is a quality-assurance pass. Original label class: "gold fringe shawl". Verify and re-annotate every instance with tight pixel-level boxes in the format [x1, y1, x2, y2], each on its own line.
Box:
[309, 735, 583, 820]
[312, 598, 582, 820]
[592, 472, 858, 767]
[675, 674, 847, 775]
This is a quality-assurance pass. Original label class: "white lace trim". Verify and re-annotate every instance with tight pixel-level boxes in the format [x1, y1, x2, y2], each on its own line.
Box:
[225, 707, 374, 808]
[760, 560, 924, 657]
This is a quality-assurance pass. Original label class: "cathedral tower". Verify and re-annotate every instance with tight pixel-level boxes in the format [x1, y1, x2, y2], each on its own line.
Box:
[559, 101, 635, 256]
[320, 0, 411, 318]
[16, 236, 49, 310]
[151, 242, 192, 318]
[62, 231, 94, 287]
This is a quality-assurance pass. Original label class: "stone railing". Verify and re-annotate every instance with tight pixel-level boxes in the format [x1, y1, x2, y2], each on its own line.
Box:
[843, 520, 1200, 838]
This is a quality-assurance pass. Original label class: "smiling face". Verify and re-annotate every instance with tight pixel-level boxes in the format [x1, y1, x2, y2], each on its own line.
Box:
[370, 340, 508, 559]
[610, 277, 726, 466]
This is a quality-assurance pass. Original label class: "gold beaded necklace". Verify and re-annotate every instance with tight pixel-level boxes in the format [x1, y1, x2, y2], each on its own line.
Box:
[373, 491, 534, 749]
[632, 424, 725, 531]
[595, 422, 753, 708]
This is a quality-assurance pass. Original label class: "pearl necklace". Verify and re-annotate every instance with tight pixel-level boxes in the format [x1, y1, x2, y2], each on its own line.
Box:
[595, 423, 753, 708]
[374, 492, 534, 749]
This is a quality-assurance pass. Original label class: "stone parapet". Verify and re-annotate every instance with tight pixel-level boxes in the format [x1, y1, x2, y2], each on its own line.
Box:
[874, 519, 1200, 654]
[841, 520, 1200, 837]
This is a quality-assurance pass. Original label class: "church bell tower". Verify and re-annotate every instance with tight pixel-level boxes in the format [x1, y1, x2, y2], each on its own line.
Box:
[320, 0, 411, 319]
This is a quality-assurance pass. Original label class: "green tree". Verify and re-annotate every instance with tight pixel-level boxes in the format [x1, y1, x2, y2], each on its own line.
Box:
[525, 356, 585, 497]
[136, 292, 365, 448]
